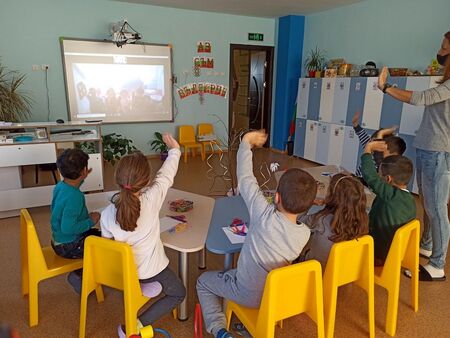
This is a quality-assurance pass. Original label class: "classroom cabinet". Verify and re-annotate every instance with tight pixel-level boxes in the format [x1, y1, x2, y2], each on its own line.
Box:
[315, 122, 331, 164]
[296, 78, 310, 119]
[293, 118, 307, 157]
[304, 120, 319, 162]
[332, 78, 351, 125]
[307, 78, 322, 120]
[340, 126, 360, 174]
[346, 77, 367, 125]
[362, 77, 384, 130]
[379, 77, 407, 128]
[327, 124, 345, 166]
[318, 78, 335, 123]
[399, 77, 429, 135]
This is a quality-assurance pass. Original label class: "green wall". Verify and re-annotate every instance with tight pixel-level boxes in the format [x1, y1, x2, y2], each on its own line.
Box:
[1, 0, 275, 153]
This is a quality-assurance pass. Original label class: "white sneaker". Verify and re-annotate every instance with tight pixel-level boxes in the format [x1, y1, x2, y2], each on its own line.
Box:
[419, 248, 432, 258]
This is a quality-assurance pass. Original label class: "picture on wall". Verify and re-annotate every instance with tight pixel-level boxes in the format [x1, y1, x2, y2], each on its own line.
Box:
[197, 41, 212, 53]
[193, 57, 214, 69]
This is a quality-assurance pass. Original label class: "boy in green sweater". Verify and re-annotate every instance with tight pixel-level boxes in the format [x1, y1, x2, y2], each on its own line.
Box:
[361, 141, 416, 265]
[51, 149, 101, 293]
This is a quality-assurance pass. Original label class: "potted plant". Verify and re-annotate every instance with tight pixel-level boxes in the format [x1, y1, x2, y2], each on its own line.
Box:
[304, 46, 326, 78]
[149, 132, 168, 160]
[102, 133, 137, 165]
[0, 63, 32, 121]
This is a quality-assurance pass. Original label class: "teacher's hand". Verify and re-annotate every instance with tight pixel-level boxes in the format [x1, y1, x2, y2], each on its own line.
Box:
[378, 66, 389, 90]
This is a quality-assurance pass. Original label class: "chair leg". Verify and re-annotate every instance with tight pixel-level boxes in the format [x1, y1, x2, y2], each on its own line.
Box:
[411, 265, 419, 312]
[51, 170, 58, 184]
[21, 263, 29, 296]
[94, 285, 105, 303]
[368, 283, 375, 338]
[225, 306, 233, 330]
[184, 147, 188, 163]
[200, 146, 205, 161]
[324, 286, 338, 338]
[28, 280, 39, 327]
[79, 287, 89, 338]
[385, 287, 400, 336]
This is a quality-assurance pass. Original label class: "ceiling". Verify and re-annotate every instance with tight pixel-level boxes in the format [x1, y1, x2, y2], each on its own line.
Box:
[114, 0, 362, 18]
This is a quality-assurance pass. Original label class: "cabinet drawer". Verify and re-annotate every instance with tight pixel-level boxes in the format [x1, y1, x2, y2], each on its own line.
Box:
[0, 143, 56, 167]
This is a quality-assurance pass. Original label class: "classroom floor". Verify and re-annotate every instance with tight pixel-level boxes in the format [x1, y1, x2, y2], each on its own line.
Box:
[1, 149, 449, 338]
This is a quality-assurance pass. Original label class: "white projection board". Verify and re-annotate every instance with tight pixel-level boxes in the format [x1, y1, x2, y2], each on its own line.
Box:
[61, 38, 173, 123]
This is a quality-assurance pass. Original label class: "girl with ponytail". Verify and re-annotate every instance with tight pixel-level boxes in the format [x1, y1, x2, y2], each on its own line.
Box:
[100, 133, 186, 334]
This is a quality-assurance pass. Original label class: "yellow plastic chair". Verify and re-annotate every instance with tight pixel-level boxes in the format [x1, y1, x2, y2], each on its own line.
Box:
[20, 208, 83, 327]
[79, 236, 152, 338]
[197, 123, 220, 155]
[179, 125, 204, 163]
[374, 220, 420, 336]
[226, 260, 325, 338]
[323, 235, 375, 338]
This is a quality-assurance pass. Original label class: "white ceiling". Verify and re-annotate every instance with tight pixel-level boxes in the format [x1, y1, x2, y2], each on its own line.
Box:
[115, 0, 362, 18]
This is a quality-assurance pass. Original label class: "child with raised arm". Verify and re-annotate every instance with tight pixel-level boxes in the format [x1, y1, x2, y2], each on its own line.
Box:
[51, 148, 101, 293]
[297, 173, 369, 270]
[196, 130, 317, 338]
[361, 141, 416, 265]
[100, 134, 186, 337]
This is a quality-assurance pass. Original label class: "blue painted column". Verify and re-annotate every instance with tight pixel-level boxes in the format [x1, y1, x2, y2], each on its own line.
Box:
[272, 15, 305, 150]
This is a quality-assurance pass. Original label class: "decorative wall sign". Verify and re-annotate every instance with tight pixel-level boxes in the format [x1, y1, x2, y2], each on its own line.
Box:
[177, 82, 228, 100]
[193, 57, 214, 69]
[197, 41, 212, 53]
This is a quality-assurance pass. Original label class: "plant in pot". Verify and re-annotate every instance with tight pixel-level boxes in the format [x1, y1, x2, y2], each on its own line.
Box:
[0, 63, 32, 122]
[102, 133, 137, 165]
[304, 47, 326, 78]
[149, 132, 169, 160]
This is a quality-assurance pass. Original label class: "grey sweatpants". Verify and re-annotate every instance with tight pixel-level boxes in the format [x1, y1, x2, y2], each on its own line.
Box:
[196, 269, 262, 336]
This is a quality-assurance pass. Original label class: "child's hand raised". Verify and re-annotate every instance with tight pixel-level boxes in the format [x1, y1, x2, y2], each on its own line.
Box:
[365, 140, 387, 154]
[162, 133, 180, 149]
[352, 111, 361, 127]
[378, 125, 398, 138]
[242, 130, 268, 148]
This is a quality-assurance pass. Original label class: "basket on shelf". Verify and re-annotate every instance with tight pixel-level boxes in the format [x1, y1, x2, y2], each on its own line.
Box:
[388, 68, 408, 76]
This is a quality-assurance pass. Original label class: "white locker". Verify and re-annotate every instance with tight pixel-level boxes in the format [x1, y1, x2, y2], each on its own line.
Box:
[340, 126, 360, 173]
[304, 120, 319, 162]
[399, 77, 429, 136]
[362, 77, 384, 130]
[318, 78, 336, 123]
[297, 78, 310, 119]
[315, 123, 331, 165]
[332, 78, 351, 125]
[327, 125, 345, 166]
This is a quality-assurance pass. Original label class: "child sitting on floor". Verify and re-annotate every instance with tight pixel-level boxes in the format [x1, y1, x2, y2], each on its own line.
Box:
[361, 141, 416, 265]
[297, 173, 369, 270]
[100, 134, 186, 337]
[196, 130, 317, 338]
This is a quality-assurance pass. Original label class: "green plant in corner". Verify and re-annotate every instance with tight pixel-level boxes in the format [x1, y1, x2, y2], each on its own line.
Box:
[149, 132, 168, 160]
[0, 62, 32, 122]
[102, 133, 137, 165]
[304, 46, 326, 74]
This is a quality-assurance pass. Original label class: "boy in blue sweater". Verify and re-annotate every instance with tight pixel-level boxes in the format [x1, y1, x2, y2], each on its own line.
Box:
[51, 148, 101, 292]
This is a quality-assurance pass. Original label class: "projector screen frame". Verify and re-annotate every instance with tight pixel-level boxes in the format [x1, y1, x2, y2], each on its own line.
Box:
[60, 37, 174, 124]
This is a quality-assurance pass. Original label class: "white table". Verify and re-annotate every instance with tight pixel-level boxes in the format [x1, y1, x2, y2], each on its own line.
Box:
[85, 188, 215, 321]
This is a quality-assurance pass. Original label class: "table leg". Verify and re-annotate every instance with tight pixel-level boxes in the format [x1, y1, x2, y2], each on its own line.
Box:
[198, 248, 206, 269]
[178, 252, 189, 321]
[224, 253, 234, 271]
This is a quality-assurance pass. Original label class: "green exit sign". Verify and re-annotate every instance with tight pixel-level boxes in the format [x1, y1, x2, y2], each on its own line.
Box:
[248, 33, 264, 41]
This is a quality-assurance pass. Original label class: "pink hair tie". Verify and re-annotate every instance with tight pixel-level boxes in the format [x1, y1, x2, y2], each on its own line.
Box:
[123, 184, 133, 191]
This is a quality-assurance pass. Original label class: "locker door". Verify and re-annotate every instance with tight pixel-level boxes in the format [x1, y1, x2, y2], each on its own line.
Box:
[362, 77, 384, 130]
[340, 126, 360, 173]
[304, 120, 319, 162]
[380, 77, 407, 128]
[400, 134, 418, 193]
[315, 122, 331, 165]
[399, 77, 429, 136]
[307, 78, 322, 121]
[332, 78, 350, 125]
[327, 124, 345, 166]
[318, 78, 335, 123]
[293, 118, 307, 157]
[296, 78, 310, 119]
[346, 77, 367, 126]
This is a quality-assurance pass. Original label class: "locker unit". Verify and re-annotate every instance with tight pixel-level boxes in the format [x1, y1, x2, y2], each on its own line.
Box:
[304, 120, 319, 162]
[379, 77, 407, 128]
[315, 122, 331, 164]
[346, 77, 367, 126]
[340, 126, 360, 173]
[296, 78, 310, 119]
[332, 78, 351, 125]
[327, 124, 345, 166]
[362, 77, 384, 130]
[307, 78, 322, 121]
[399, 77, 429, 135]
[318, 78, 336, 123]
[293, 118, 307, 157]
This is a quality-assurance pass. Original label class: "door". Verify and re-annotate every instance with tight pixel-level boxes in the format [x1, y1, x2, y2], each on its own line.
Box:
[229, 44, 274, 146]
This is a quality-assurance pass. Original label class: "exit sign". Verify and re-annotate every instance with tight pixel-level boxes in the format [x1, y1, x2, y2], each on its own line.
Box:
[248, 33, 264, 41]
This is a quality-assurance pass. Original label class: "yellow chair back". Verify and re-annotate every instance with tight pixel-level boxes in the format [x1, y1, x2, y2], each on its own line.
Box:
[179, 125, 197, 144]
[323, 235, 374, 338]
[20, 209, 83, 327]
[198, 123, 214, 136]
[226, 260, 325, 338]
[374, 219, 419, 336]
[79, 236, 149, 338]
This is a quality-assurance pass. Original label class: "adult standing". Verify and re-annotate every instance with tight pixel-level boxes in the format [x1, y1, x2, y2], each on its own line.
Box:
[377, 31, 450, 281]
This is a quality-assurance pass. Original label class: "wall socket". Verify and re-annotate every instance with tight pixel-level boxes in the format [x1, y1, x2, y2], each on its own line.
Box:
[32, 64, 49, 71]
[42, 64, 49, 70]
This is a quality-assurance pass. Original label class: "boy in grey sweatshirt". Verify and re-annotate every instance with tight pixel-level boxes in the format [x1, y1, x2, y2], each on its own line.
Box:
[196, 130, 317, 338]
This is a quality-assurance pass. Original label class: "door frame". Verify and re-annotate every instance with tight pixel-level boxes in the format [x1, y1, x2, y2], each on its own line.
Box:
[228, 44, 274, 146]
